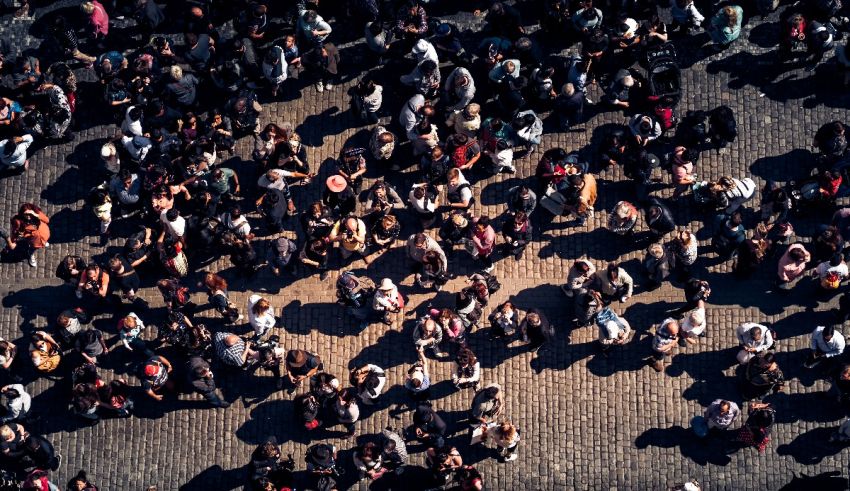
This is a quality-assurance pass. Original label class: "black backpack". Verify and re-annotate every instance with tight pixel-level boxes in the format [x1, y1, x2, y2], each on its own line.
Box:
[709, 105, 737, 147]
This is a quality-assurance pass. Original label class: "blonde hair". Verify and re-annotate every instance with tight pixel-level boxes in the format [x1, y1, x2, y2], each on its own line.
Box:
[0, 425, 13, 440]
[81, 1, 95, 14]
[723, 6, 738, 27]
[123, 315, 137, 329]
[169, 65, 183, 81]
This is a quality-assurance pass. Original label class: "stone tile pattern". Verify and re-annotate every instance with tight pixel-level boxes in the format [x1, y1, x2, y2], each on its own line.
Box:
[0, 1, 848, 490]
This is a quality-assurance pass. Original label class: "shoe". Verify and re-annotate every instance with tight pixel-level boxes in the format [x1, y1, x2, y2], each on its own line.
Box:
[236, 314, 244, 322]
[650, 359, 664, 372]
[315, 81, 324, 92]
[319, 270, 329, 280]
[324, 83, 334, 91]
[483, 265, 494, 273]
[500, 167, 516, 174]
[216, 401, 231, 408]
[27, 255, 36, 268]
[504, 453, 518, 462]
[51, 454, 61, 471]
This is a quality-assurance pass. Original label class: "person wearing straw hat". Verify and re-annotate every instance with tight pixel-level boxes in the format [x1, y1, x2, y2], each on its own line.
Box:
[373, 278, 404, 326]
[607, 200, 638, 236]
[322, 174, 356, 217]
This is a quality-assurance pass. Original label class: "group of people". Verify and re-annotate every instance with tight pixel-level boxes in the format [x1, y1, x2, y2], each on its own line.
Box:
[0, 0, 848, 487]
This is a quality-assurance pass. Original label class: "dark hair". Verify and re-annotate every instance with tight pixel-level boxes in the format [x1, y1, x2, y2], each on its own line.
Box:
[368, 22, 383, 36]
[165, 209, 179, 222]
[824, 324, 837, 339]
[420, 59, 437, 74]
[789, 247, 807, 261]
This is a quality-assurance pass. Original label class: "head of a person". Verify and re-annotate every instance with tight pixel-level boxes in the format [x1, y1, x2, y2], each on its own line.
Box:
[723, 5, 738, 26]
[719, 400, 731, 414]
[84, 265, 100, 281]
[169, 65, 183, 82]
[344, 217, 358, 233]
[165, 208, 180, 223]
[107, 256, 124, 272]
[729, 211, 743, 227]
[824, 324, 837, 342]
[252, 298, 270, 315]
[789, 247, 808, 262]
[575, 260, 590, 273]
[665, 320, 680, 336]
[475, 216, 491, 233]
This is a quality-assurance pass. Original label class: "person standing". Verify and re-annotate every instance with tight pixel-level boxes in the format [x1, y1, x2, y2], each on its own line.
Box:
[805, 325, 846, 369]
[185, 356, 229, 408]
[704, 399, 740, 431]
[776, 243, 811, 291]
[1, 203, 50, 268]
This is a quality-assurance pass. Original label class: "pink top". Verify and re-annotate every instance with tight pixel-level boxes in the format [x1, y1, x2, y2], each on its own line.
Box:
[777, 243, 811, 282]
[471, 224, 496, 255]
[89, 1, 109, 37]
[671, 161, 694, 184]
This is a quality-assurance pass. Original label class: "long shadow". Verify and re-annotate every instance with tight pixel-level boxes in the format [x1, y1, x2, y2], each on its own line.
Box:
[776, 426, 848, 464]
[178, 464, 249, 491]
[764, 390, 847, 424]
[234, 399, 297, 445]
[779, 471, 849, 490]
[749, 148, 815, 184]
[349, 325, 417, 370]
[538, 228, 626, 262]
[634, 425, 732, 466]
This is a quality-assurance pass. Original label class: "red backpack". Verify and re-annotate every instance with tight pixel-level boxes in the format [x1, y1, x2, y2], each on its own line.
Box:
[451, 139, 476, 168]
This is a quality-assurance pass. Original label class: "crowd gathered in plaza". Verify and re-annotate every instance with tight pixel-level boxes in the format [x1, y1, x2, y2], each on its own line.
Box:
[0, 0, 848, 488]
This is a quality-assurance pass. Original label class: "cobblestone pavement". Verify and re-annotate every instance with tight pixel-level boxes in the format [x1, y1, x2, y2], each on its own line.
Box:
[0, 0, 850, 490]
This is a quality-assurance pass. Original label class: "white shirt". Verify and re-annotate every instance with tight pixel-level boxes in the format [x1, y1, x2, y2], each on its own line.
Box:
[247, 294, 276, 335]
[0, 134, 34, 168]
[121, 106, 143, 136]
[0, 384, 31, 422]
[735, 322, 773, 352]
[812, 326, 846, 357]
[160, 211, 186, 239]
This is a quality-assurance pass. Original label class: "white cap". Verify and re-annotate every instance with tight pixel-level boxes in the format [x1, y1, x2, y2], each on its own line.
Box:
[413, 39, 430, 53]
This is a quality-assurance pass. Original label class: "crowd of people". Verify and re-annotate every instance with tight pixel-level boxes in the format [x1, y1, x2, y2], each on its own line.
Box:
[0, 0, 847, 488]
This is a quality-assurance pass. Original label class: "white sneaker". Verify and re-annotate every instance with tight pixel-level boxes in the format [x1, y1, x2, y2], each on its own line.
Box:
[315, 81, 324, 93]
[27, 255, 36, 267]
[504, 453, 518, 462]
[324, 82, 333, 91]
[236, 314, 244, 322]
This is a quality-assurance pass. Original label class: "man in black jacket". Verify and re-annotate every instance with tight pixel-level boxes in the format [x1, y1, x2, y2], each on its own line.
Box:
[644, 197, 675, 241]
[185, 356, 229, 408]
